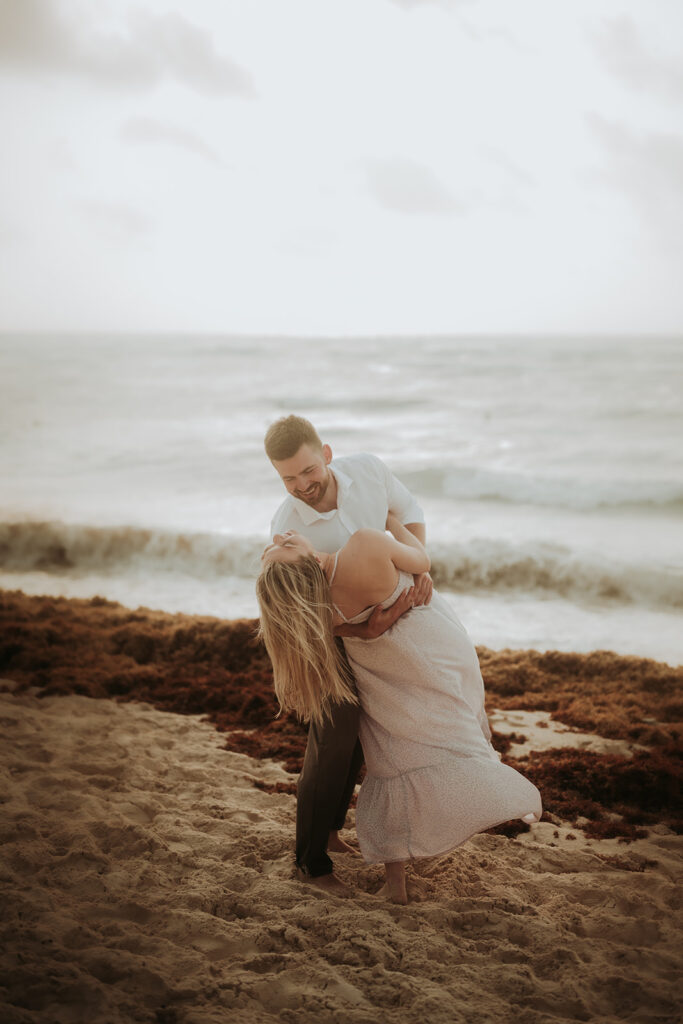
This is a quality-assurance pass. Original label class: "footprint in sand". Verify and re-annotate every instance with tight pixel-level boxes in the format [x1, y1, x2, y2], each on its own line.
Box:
[222, 809, 264, 824]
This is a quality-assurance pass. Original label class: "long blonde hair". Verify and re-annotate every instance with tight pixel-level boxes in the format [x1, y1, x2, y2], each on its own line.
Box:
[256, 554, 357, 725]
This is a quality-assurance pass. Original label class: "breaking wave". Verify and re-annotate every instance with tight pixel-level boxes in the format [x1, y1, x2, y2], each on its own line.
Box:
[396, 466, 683, 512]
[0, 521, 264, 579]
[1, 520, 681, 610]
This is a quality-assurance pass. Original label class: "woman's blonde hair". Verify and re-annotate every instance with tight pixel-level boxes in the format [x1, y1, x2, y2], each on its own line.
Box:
[256, 554, 357, 725]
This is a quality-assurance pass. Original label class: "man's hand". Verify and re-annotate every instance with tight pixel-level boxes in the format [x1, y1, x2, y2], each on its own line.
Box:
[365, 586, 415, 637]
[412, 572, 433, 606]
[333, 587, 415, 640]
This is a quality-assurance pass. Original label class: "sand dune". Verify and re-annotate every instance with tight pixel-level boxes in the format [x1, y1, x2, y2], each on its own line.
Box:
[1, 688, 681, 1024]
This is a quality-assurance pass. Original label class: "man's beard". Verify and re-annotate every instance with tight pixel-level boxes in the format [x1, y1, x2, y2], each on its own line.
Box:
[295, 471, 331, 507]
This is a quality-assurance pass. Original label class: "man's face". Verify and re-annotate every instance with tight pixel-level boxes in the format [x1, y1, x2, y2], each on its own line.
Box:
[271, 443, 333, 508]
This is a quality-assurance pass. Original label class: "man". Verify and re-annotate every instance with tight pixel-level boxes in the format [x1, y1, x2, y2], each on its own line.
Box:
[265, 415, 432, 894]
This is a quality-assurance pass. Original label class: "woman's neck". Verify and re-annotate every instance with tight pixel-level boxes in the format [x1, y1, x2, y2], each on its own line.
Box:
[319, 550, 337, 582]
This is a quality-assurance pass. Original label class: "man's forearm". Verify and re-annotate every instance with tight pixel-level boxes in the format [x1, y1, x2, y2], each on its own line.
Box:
[333, 622, 373, 639]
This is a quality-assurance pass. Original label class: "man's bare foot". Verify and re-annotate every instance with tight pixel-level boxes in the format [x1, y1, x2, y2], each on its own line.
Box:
[296, 868, 352, 897]
[327, 830, 360, 855]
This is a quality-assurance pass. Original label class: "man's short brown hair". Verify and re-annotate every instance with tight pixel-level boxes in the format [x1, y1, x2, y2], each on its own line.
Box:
[264, 415, 323, 461]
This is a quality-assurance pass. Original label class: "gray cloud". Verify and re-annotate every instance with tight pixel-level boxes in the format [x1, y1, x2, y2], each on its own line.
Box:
[585, 112, 683, 251]
[591, 15, 683, 105]
[458, 19, 531, 53]
[389, 0, 529, 51]
[77, 200, 154, 240]
[121, 117, 222, 166]
[366, 158, 463, 215]
[389, 0, 474, 9]
[278, 226, 337, 259]
[479, 146, 536, 189]
[0, 0, 256, 96]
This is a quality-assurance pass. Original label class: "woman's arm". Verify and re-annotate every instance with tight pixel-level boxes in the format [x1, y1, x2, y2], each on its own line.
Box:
[383, 514, 430, 574]
[330, 527, 428, 635]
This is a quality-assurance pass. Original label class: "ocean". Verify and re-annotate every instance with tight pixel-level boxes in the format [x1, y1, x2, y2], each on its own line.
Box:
[1, 333, 682, 665]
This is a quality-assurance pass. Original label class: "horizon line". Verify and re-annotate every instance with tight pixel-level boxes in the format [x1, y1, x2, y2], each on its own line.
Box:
[1, 329, 683, 341]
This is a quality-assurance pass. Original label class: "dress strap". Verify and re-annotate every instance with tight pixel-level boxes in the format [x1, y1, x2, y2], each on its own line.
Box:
[329, 550, 340, 584]
[331, 601, 349, 623]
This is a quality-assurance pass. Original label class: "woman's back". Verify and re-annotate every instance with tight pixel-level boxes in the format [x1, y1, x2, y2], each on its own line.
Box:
[331, 562, 413, 626]
[328, 527, 423, 624]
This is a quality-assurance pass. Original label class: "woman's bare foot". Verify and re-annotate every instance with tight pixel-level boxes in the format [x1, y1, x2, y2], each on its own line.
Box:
[383, 861, 408, 904]
[327, 830, 360, 855]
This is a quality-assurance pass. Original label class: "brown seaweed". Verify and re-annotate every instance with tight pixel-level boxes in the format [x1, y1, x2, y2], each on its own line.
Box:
[1, 588, 681, 840]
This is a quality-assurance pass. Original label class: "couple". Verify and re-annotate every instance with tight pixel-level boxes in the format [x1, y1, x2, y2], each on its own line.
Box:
[257, 416, 542, 904]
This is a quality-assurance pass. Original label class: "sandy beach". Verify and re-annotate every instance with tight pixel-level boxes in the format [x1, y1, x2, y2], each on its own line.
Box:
[1, 589, 681, 1023]
[3, 1, 683, 1019]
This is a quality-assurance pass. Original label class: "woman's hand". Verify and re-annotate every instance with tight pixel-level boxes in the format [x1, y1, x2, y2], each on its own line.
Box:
[412, 572, 433, 605]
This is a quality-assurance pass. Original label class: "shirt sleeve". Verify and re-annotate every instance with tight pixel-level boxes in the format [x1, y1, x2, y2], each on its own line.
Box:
[370, 454, 425, 525]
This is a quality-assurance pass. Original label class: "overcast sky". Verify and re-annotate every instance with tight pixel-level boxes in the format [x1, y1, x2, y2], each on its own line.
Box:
[1, 0, 682, 335]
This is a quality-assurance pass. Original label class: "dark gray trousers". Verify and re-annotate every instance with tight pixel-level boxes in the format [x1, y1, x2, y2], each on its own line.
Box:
[295, 692, 364, 878]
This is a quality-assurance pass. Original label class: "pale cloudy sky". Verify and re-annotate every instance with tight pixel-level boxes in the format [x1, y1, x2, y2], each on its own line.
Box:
[0, 0, 681, 335]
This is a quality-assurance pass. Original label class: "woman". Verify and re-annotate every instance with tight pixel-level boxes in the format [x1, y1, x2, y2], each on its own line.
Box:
[256, 515, 542, 904]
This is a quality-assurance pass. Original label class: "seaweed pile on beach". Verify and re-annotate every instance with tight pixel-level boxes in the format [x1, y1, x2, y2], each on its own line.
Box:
[1, 588, 681, 841]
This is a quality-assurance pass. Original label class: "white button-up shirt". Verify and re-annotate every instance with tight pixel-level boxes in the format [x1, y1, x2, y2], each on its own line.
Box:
[270, 452, 425, 554]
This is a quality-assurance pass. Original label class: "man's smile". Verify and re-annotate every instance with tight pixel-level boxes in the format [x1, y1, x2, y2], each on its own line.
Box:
[294, 477, 329, 505]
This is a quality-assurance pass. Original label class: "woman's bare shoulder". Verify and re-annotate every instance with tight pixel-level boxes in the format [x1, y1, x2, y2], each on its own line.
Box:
[336, 529, 396, 602]
[344, 528, 388, 558]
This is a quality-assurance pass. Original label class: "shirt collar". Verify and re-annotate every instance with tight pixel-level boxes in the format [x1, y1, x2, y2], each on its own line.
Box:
[288, 463, 353, 524]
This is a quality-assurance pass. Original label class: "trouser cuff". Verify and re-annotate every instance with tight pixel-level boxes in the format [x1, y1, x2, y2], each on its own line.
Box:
[296, 853, 334, 878]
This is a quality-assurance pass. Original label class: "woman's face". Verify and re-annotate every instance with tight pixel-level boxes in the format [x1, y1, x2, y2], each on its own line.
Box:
[261, 530, 315, 568]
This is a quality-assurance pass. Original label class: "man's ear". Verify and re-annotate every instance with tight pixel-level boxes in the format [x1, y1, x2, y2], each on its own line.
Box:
[322, 444, 333, 465]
